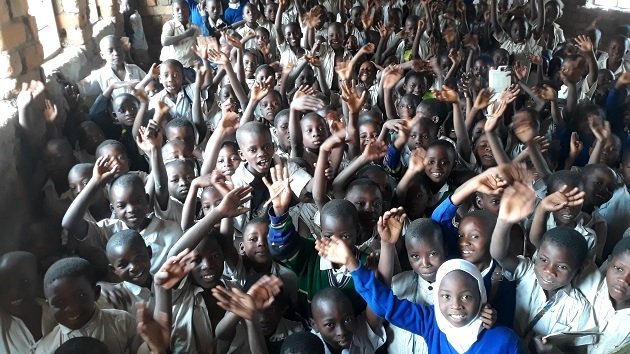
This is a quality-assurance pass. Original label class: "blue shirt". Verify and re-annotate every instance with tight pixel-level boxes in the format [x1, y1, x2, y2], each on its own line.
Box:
[223, 0, 248, 25]
[351, 264, 524, 354]
[185, 0, 209, 36]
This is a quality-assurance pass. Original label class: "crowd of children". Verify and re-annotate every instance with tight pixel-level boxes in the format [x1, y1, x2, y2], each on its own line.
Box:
[3, 0, 630, 352]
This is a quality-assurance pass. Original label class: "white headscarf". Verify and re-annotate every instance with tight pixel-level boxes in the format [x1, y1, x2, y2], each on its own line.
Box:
[433, 259, 487, 354]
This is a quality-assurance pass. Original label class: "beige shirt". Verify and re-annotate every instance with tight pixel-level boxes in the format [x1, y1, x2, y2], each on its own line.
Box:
[504, 256, 597, 340]
[387, 271, 434, 354]
[170, 278, 218, 354]
[34, 308, 136, 354]
[588, 278, 630, 354]
[0, 300, 55, 354]
[313, 314, 386, 354]
[83, 216, 183, 274]
[77, 63, 146, 104]
[160, 19, 200, 68]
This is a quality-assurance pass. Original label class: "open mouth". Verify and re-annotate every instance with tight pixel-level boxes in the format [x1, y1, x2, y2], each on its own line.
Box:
[257, 159, 270, 169]
[449, 313, 467, 321]
[10, 298, 23, 306]
[67, 313, 82, 322]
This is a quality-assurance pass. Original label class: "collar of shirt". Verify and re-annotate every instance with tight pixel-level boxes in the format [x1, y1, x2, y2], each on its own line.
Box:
[59, 308, 101, 335]
[480, 259, 495, 278]
[233, 163, 258, 185]
[122, 281, 152, 298]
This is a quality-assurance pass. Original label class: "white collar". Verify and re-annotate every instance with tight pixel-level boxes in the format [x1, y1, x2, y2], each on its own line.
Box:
[319, 257, 347, 273]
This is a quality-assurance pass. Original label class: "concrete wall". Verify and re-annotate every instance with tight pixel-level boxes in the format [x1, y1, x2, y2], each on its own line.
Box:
[557, 0, 630, 48]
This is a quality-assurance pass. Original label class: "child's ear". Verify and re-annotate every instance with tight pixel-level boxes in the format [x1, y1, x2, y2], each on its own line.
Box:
[239, 242, 245, 255]
[94, 284, 101, 301]
[108, 264, 116, 273]
[309, 318, 318, 332]
[474, 195, 483, 209]
[432, 116, 440, 124]
[238, 150, 245, 161]
[110, 203, 114, 213]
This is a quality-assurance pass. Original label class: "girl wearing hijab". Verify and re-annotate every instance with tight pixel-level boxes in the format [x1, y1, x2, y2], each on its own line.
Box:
[316, 236, 524, 354]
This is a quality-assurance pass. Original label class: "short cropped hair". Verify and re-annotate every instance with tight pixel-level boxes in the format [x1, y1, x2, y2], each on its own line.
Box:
[44, 257, 97, 290]
[166, 118, 195, 132]
[106, 229, 146, 258]
[541, 226, 588, 267]
[280, 332, 325, 354]
[311, 287, 351, 313]
[611, 237, 630, 259]
[55, 337, 110, 354]
[110, 173, 144, 195]
[69, 163, 94, 178]
[320, 199, 359, 229]
[545, 170, 583, 194]
[461, 210, 497, 233]
[95, 140, 127, 159]
[427, 139, 456, 162]
[161, 58, 184, 75]
[236, 121, 272, 146]
[406, 218, 443, 243]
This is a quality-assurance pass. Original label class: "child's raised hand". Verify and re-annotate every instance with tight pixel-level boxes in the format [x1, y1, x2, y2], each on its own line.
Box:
[137, 302, 170, 354]
[574, 35, 594, 54]
[192, 172, 217, 189]
[16, 80, 45, 111]
[617, 72, 630, 87]
[434, 85, 459, 103]
[93, 156, 120, 183]
[305, 54, 321, 68]
[358, 43, 376, 55]
[532, 135, 550, 153]
[569, 132, 583, 158]
[250, 81, 271, 102]
[263, 163, 292, 214]
[136, 123, 164, 154]
[475, 167, 509, 196]
[215, 186, 253, 218]
[541, 185, 585, 212]
[192, 43, 209, 61]
[335, 61, 353, 81]
[463, 33, 479, 50]
[378, 207, 406, 245]
[196, 1, 206, 15]
[207, 49, 229, 65]
[294, 84, 316, 99]
[361, 7, 376, 30]
[152, 100, 170, 125]
[246, 275, 284, 310]
[218, 111, 240, 134]
[321, 132, 347, 153]
[535, 84, 557, 101]
[589, 117, 610, 142]
[490, 98, 509, 120]
[361, 140, 387, 162]
[447, 48, 462, 66]
[99, 282, 132, 310]
[315, 235, 358, 270]
[408, 147, 427, 172]
[479, 304, 497, 329]
[376, 23, 392, 39]
[154, 248, 197, 289]
[290, 94, 325, 112]
[498, 181, 536, 223]
[382, 65, 404, 90]
[513, 61, 528, 82]
[42, 99, 58, 124]
[340, 80, 367, 113]
[474, 88, 494, 110]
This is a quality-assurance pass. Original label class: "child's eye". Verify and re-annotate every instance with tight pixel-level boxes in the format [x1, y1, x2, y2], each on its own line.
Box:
[557, 265, 569, 271]
[441, 294, 450, 300]
[614, 266, 623, 272]
[429, 251, 439, 257]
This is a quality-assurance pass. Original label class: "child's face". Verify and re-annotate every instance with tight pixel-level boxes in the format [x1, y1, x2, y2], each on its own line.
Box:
[608, 39, 627, 63]
[284, 24, 302, 47]
[243, 53, 257, 79]
[345, 185, 383, 228]
[437, 271, 481, 327]
[327, 25, 344, 50]
[475, 135, 497, 169]
[110, 184, 150, 229]
[206, 0, 221, 20]
[166, 163, 194, 202]
[217, 146, 241, 176]
[241, 222, 271, 265]
[492, 50, 509, 67]
[162, 142, 188, 162]
[144, 80, 160, 98]
[359, 122, 378, 149]
[264, 3, 277, 22]
[192, 239, 225, 289]
[99, 38, 123, 67]
[43, 141, 77, 181]
[300, 115, 328, 150]
[345, 35, 358, 53]
[165, 126, 195, 153]
[200, 188, 222, 216]
[406, 237, 445, 282]
[458, 217, 491, 267]
[45, 277, 98, 330]
[621, 158, 630, 188]
[312, 299, 355, 351]
[239, 132, 275, 175]
[583, 168, 615, 208]
[320, 215, 358, 250]
[255, 68, 276, 87]
[404, 76, 425, 97]
[404, 18, 418, 42]
[68, 168, 92, 199]
[243, 5, 258, 24]
[476, 192, 501, 215]
[112, 96, 139, 127]
[258, 301, 284, 336]
[259, 94, 282, 124]
[473, 60, 489, 79]
[510, 20, 526, 43]
[407, 122, 436, 151]
[160, 63, 184, 96]
[511, 111, 538, 137]
[255, 30, 270, 48]
[98, 145, 130, 175]
[358, 62, 376, 85]
[219, 86, 238, 112]
[295, 68, 315, 87]
[78, 124, 105, 155]
[551, 201, 582, 226]
[172, 1, 190, 24]
[599, 138, 620, 167]
[350, 7, 362, 26]
[606, 251, 630, 307]
[405, 183, 430, 220]
[545, 3, 560, 24]
[534, 241, 579, 293]
[397, 96, 417, 121]
[424, 146, 454, 184]
[0, 254, 38, 316]
[274, 114, 290, 152]
[108, 243, 151, 286]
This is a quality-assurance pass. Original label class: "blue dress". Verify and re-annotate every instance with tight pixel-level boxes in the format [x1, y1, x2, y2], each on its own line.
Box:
[352, 264, 525, 354]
